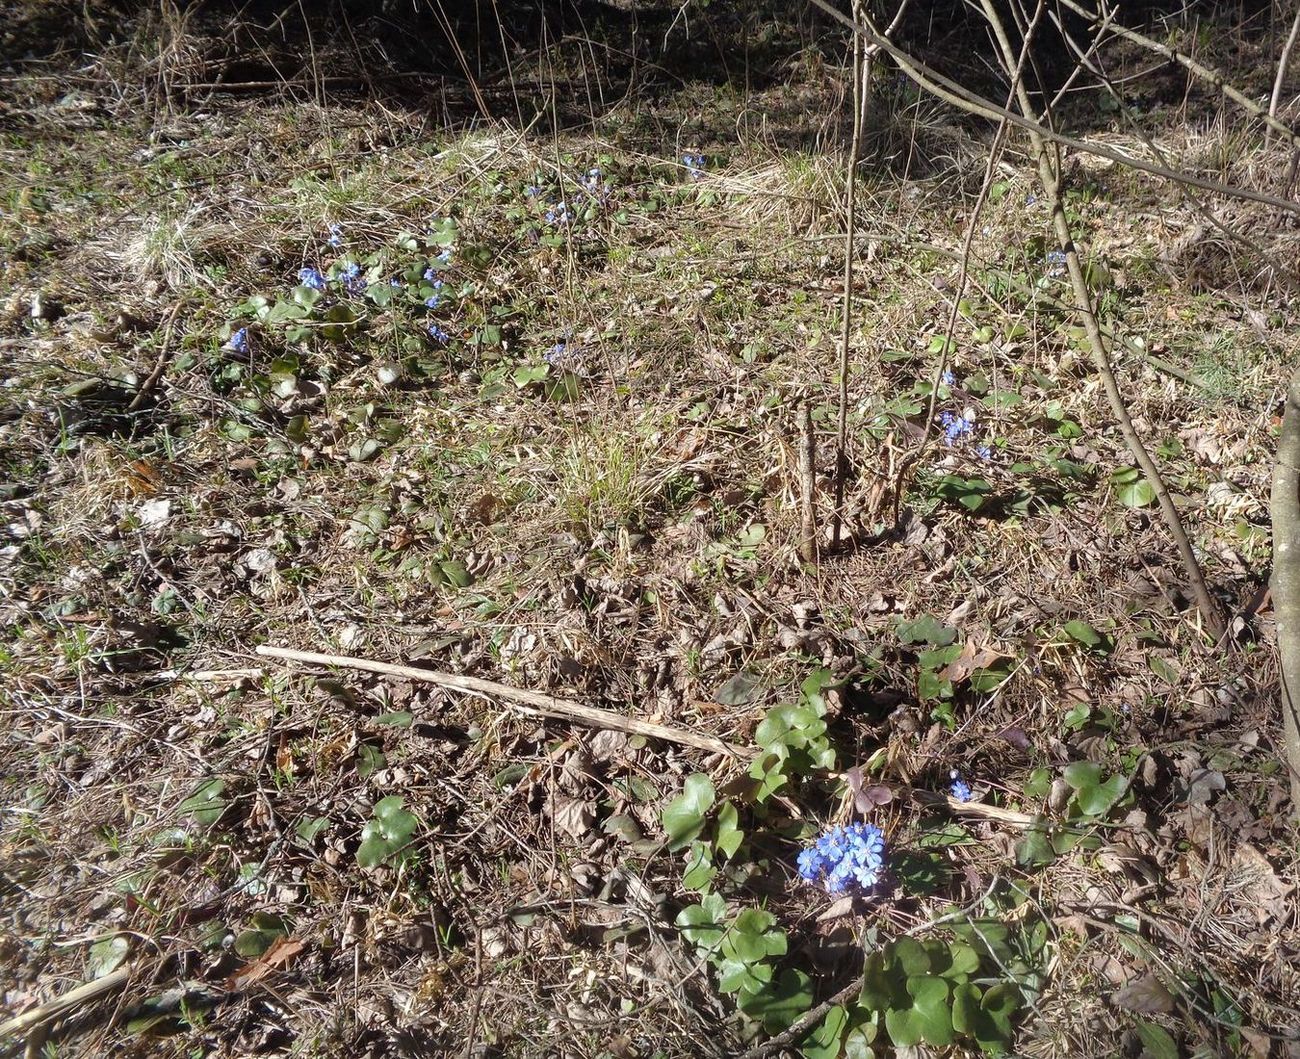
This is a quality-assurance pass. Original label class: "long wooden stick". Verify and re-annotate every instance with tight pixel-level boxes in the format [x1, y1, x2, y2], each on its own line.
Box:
[1269, 367, 1300, 814]
[0, 967, 130, 1039]
[255, 645, 749, 759]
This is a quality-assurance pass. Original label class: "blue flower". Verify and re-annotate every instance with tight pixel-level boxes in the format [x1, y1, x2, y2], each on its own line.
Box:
[424, 292, 442, 309]
[543, 341, 569, 366]
[427, 324, 451, 344]
[339, 261, 365, 295]
[389, 278, 403, 288]
[525, 184, 541, 198]
[545, 202, 571, 226]
[974, 444, 992, 461]
[950, 771, 973, 802]
[938, 410, 973, 444]
[327, 222, 343, 248]
[1045, 249, 1067, 277]
[224, 327, 248, 354]
[797, 823, 887, 895]
[298, 267, 326, 291]
[1026, 194, 1037, 206]
[435, 249, 452, 266]
[683, 153, 706, 180]
[941, 369, 955, 386]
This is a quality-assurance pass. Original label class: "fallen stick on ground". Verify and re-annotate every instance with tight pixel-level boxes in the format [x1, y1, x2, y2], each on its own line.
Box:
[0, 967, 131, 1040]
[256, 644, 750, 759]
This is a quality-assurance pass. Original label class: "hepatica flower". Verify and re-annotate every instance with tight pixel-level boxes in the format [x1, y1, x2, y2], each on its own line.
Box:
[224, 327, 249, 354]
[683, 152, 706, 180]
[298, 266, 326, 291]
[545, 201, 571, 226]
[938, 410, 973, 444]
[797, 822, 887, 895]
[949, 771, 973, 802]
[1045, 249, 1067, 277]
[941, 368, 955, 386]
[340, 261, 365, 295]
[327, 222, 343, 248]
[427, 323, 451, 344]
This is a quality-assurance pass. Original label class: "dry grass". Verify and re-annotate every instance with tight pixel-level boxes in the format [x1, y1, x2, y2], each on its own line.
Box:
[2, 4, 1299, 1058]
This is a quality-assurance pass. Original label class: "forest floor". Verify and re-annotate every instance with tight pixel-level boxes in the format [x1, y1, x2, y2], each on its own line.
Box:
[1, 3, 1299, 1057]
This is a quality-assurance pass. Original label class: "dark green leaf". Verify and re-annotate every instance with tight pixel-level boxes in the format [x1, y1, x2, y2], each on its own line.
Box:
[661, 773, 715, 850]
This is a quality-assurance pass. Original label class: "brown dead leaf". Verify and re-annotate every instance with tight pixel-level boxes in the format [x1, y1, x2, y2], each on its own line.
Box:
[1231, 843, 1293, 925]
[225, 936, 305, 991]
[939, 641, 1012, 684]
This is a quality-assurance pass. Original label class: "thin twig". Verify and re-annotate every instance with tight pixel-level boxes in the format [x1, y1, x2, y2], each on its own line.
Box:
[831, 1, 864, 551]
[126, 302, 183, 414]
[1269, 4, 1300, 144]
[255, 645, 749, 759]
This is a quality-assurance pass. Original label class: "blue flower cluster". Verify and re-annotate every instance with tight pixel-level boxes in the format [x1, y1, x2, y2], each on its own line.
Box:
[340, 261, 365, 296]
[936, 408, 992, 461]
[298, 266, 326, 291]
[1045, 249, 1067, 277]
[683, 153, 706, 180]
[327, 222, 343, 248]
[797, 822, 887, 894]
[938, 410, 972, 444]
[949, 771, 972, 802]
[545, 201, 571, 227]
[427, 323, 451, 344]
[224, 327, 249, 354]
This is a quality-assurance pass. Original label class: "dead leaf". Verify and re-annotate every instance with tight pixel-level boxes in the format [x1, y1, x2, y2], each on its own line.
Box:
[1231, 844, 1294, 925]
[551, 797, 597, 841]
[1112, 973, 1176, 1015]
[1183, 768, 1225, 806]
[225, 936, 305, 991]
[845, 766, 893, 813]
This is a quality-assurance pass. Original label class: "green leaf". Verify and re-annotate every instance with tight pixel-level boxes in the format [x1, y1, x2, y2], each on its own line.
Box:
[1062, 761, 1102, 790]
[1133, 1019, 1179, 1059]
[800, 1004, 848, 1059]
[374, 711, 413, 728]
[88, 934, 129, 978]
[662, 773, 715, 850]
[1112, 467, 1156, 508]
[356, 743, 386, 779]
[892, 937, 932, 977]
[675, 893, 728, 954]
[715, 669, 761, 706]
[1062, 620, 1102, 647]
[895, 614, 957, 646]
[179, 779, 227, 827]
[295, 815, 329, 844]
[682, 841, 716, 892]
[291, 284, 322, 308]
[885, 977, 952, 1047]
[1015, 828, 1058, 869]
[356, 795, 419, 868]
[1075, 774, 1128, 816]
[715, 801, 743, 859]
[738, 968, 814, 1034]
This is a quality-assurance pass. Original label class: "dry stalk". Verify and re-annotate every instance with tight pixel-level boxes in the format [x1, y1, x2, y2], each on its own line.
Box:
[831, 0, 865, 551]
[799, 403, 819, 563]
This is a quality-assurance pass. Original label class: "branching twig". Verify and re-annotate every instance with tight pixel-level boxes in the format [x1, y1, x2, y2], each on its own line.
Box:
[804, 0, 1300, 217]
[977, 0, 1226, 642]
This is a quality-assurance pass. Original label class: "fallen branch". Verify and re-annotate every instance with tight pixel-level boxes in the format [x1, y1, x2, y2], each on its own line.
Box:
[0, 967, 130, 1041]
[1269, 366, 1300, 814]
[255, 644, 750, 759]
